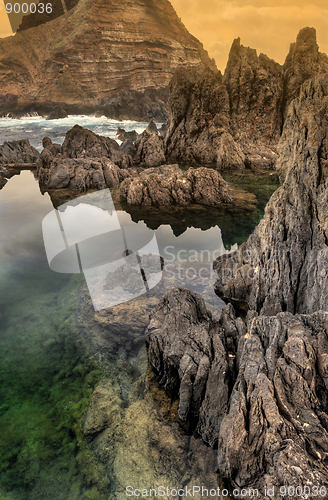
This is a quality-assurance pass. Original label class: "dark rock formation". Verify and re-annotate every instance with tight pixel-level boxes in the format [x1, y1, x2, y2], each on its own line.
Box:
[164, 28, 328, 171]
[116, 128, 139, 143]
[0, 139, 39, 165]
[164, 65, 234, 166]
[103, 88, 170, 122]
[61, 125, 132, 169]
[119, 164, 233, 206]
[224, 38, 283, 147]
[217, 311, 328, 495]
[0, 0, 214, 120]
[0, 173, 7, 189]
[37, 126, 132, 190]
[145, 288, 245, 446]
[134, 128, 166, 168]
[282, 27, 328, 117]
[146, 288, 328, 497]
[214, 74, 328, 316]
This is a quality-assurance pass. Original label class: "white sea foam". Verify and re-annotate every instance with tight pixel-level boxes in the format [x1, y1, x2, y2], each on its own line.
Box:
[0, 115, 157, 151]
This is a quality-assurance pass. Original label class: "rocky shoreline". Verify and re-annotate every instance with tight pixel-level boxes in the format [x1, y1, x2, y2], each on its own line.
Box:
[144, 73, 328, 497]
[1, 23, 328, 499]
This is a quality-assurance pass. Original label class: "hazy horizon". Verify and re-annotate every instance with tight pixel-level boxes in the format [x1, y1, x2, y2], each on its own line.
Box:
[0, 0, 328, 71]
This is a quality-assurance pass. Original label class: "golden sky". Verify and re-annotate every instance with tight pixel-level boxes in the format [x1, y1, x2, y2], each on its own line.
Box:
[1, 0, 328, 70]
[170, 0, 328, 70]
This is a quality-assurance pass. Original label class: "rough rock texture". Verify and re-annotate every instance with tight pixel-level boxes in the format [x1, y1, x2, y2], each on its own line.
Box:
[146, 288, 246, 446]
[218, 311, 328, 496]
[0, 0, 214, 120]
[37, 126, 132, 190]
[146, 288, 328, 497]
[164, 65, 234, 166]
[61, 125, 132, 169]
[120, 164, 233, 206]
[0, 173, 7, 189]
[0, 139, 39, 165]
[224, 37, 283, 147]
[282, 27, 328, 117]
[134, 129, 166, 168]
[164, 28, 328, 170]
[82, 379, 122, 443]
[214, 74, 328, 316]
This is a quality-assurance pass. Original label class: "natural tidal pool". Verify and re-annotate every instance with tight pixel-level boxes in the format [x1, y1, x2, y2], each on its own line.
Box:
[0, 118, 280, 499]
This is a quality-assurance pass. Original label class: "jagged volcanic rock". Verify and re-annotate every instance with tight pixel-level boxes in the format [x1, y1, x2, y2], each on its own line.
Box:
[134, 128, 166, 168]
[214, 73, 328, 316]
[146, 288, 328, 497]
[37, 126, 132, 190]
[164, 28, 328, 171]
[0, 173, 7, 189]
[119, 164, 233, 206]
[282, 27, 328, 117]
[0, 139, 39, 165]
[224, 37, 283, 147]
[145, 287, 245, 446]
[0, 0, 215, 120]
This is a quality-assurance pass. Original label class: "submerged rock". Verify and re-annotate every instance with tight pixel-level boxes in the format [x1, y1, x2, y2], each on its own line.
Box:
[214, 73, 328, 316]
[120, 164, 233, 206]
[0, 139, 39, 165]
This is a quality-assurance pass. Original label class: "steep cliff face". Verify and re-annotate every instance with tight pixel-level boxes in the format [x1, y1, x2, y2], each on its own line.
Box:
[146, 289, 328, 497]
[214, 74, 328, 316]
[282, 27, 328, 116]
[164, 28, 328, 169]
[224, 38, 283, 147]
[0, 0, 214, 119]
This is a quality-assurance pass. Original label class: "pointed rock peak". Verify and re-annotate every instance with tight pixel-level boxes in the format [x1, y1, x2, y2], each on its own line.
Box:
[284, 26, 321, 66]
[295, 26, 317, 48]
[224, 37, 260, 72]
[230, 37, 241, 54]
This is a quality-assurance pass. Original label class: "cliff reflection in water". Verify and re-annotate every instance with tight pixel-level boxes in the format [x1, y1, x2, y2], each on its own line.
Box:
[0, 166, 279, 499]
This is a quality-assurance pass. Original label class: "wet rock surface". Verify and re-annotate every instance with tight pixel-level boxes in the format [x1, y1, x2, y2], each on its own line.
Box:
[214, 73, 328, 316]
[0, 139, 39, 165]
[146, 288, 328, 498]
[120, 164, 233, 206]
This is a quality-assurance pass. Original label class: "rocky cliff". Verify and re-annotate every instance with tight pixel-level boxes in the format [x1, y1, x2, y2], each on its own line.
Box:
[164, 27, 328, 170]
[146, 288, 328, 497]
[0, 0, 214, 120]
[214, 73, 328, 316]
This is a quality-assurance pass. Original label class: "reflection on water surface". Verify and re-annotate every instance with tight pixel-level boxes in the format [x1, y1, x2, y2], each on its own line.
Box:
[0, 166, 279, 499]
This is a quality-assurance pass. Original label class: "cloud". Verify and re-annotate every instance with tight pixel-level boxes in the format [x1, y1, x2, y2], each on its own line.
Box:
[170, 1, 328, 70]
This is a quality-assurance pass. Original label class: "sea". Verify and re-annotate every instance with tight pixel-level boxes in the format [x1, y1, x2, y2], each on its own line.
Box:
[0, 115, 280, 500]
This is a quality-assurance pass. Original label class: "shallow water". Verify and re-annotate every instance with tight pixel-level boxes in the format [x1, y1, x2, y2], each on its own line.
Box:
[0, 119, 280, 499]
